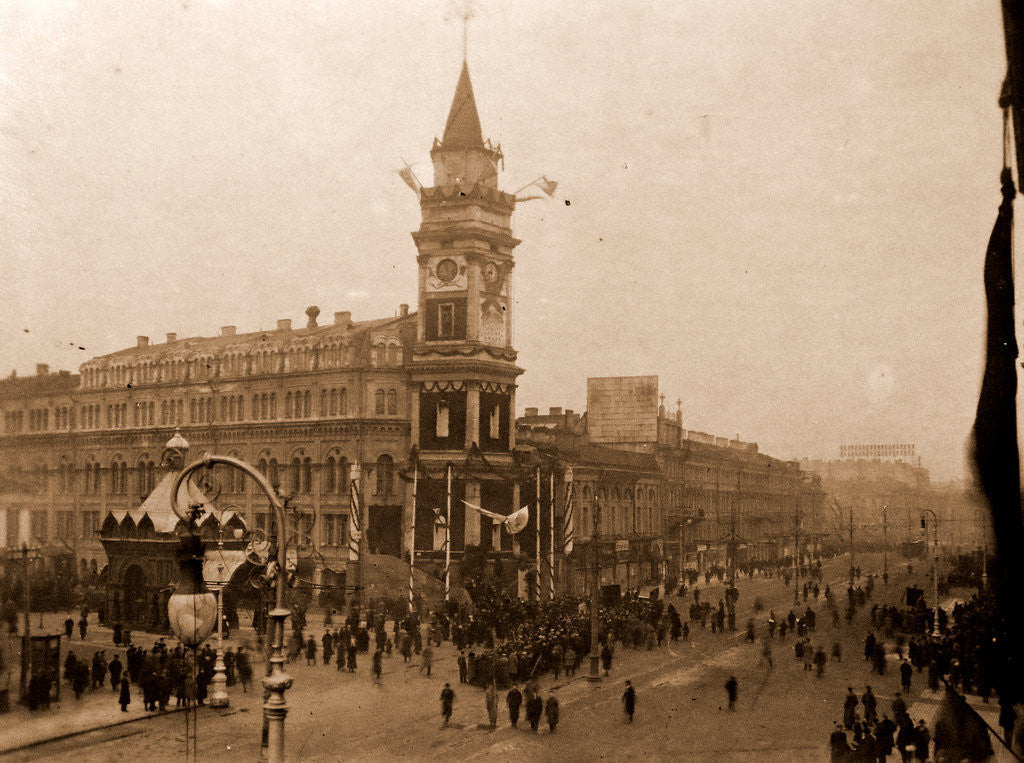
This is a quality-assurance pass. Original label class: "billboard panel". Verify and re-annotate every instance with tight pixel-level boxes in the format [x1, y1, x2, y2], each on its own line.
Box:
[586, 375, 658, 443]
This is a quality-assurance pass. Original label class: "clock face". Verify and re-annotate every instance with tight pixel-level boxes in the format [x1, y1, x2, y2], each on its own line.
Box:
[436, 258, 459, 283]
[483, 262, 498, 284]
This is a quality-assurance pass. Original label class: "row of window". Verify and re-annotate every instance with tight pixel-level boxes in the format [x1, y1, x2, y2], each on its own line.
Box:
[50, 454, 394, 499]
[9, 509, 102, 542]
[4, 384, 400, 434]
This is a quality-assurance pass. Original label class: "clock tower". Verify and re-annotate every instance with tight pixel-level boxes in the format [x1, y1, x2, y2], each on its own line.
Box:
[407, 61, 523, 562]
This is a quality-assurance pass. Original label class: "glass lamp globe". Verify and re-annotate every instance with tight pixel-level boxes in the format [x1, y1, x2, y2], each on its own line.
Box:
[167, 535, 217, 648]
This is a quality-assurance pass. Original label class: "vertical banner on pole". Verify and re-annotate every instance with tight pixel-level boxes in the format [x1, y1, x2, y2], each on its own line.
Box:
[563, 467, 575, 557]
[348, 462, 362, 562]
[409, 462, 417, 613]
[549, 470, 555, 602]
[445, 464, 452, 602]
[535, 465, 541, 603]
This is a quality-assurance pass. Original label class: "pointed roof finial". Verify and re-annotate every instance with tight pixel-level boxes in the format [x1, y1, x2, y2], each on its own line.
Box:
[441, 61, 484, 149]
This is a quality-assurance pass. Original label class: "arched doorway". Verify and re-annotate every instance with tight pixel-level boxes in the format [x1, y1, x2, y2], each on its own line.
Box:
[123, 565, 147, 624]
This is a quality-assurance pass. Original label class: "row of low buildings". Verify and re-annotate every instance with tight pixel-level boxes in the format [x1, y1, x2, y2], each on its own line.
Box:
[3, 59, 828, 627]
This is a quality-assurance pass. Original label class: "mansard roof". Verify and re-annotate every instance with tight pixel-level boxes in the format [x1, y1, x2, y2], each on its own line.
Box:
[81, 311, 415, 371]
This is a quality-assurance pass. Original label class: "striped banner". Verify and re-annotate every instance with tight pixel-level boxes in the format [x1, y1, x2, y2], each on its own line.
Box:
[409, 462, 417, 613]
[549, 471, 555, 602]
[348, 473, 362, 562]
[535, 466, 541, 603]
[563, 466, 575, 556]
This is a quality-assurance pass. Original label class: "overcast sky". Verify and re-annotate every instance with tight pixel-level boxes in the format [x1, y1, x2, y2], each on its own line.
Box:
[0, 1, 1011, 480]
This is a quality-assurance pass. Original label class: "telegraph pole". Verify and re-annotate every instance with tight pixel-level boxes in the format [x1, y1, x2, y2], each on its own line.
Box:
[882, 504, 889, 585]
[589, 499, 602, 681]
[848, 507, 855, 588]
[793, 496, 801, 605]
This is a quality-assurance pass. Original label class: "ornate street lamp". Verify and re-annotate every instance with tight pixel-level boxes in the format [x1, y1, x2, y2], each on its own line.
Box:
[170, 454, 293, 763]
[921, 509, 940, 639]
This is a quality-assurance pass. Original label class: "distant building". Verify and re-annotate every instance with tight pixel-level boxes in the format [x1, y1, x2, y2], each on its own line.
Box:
[519, 375, 827, 592]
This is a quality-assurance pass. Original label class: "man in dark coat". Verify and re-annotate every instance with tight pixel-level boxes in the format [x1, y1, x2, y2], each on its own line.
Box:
[440, 683, 455, 728]
[78, 616, 88, 640]
[843, 687, 859, 728]
[725, 675, 738, 711]
[64, 616, 74, 639]
[900, 659, 913, 692]
[118, 675, 131, 712]
[545, 693, 560, 732]
[876, 714, 897, 758]
[525, 689, 543, 731]
[322, 631, 334, 665]
[862, 685, 878, 724]
[623, 680, 636, 722]
[109, 655, 123, 691]
[828, 723, 850, 761]
[506, 684, 522, 728]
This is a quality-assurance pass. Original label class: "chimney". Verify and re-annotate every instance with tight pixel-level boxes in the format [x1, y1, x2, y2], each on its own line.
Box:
[166, 332, 177, 343]
[277, 319, 292, 332]
[525, 407, 538, 417]
[137, 336, 149, 348]
[221, 325, 237, 337]
[35, 363, 49, 376]
[565, 409, 574, 417]
[305, 305, 320, 328]
[549, 407, 562, 416]
[334, 311, 351, 327]
[399, 303, 409, 317]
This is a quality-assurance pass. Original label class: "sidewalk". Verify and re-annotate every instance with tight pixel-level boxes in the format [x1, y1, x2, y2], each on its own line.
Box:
[0, 611, 261, 755]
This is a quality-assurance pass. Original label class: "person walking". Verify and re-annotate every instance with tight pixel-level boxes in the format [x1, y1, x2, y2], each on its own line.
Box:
[526, 688, 543, 732]
[458, 651, 467, 683]
[900, 659, 913, 693]
[236, 647, 252, 694]
[64, 615, 74, 639]
[601, 643, 613, 677]
[109, 654, 123, 692]
[506, 684, 522, 728]
[78, 615, 88, 640]
[485, 682, 498, 729]
[725, 675, 738, 711]
[843, 688, 859, 729]
[118, 675, 131, 712]
[305, 636, 317, 666]
[545, 692, 560, 733]
[622, 680, 636, 723]
[372, 649, 383, 684]
[440, 683, 455, 728]
[862, 685, 878, 725]
[421, 643, 433, 677]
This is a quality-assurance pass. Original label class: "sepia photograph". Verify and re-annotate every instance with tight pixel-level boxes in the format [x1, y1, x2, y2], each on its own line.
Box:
[0, 1, 1022, 760]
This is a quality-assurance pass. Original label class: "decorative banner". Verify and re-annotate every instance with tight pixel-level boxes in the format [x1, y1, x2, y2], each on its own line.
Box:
[348, 463, 362, 562]
[563, 467, 575, 556]
[462, 500, 530, 534]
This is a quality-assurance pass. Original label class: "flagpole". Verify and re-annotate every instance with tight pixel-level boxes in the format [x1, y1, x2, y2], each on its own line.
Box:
[445, 464, 452, 602]
[535, 465, 541, 603]
[410, 462, 417, 614]
[549, 470, 556, 602]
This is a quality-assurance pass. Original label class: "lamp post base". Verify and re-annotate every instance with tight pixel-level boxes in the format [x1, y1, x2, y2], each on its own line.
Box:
[588, 655, 602, 682]
[209, 655, 229, 708]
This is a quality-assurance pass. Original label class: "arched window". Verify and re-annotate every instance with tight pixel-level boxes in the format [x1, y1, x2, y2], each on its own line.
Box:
[270, 393, 277, 418]
[285, 392, 293, 418]
[291, 458, 301, 493]
[303, 390, 311, 417]
[260, 393, 268, 419]
[92, 462, 101, 494]
[387, 389, 397, 415]
[376, 455, 394, 497]
[324, 456, 336, 494]
[253, 394, 260, 419]
[268, 458, 279, 488]
[220, 397, 227, 421]
[339, 388, 348, 415]
[320, 389, 327, 416]
[137, 460, 147, 495]
[302, 457, 312, 494]
[375, 390, 385, 415]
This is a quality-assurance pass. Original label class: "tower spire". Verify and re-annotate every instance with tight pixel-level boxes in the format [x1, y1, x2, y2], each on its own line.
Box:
[441, 61, 484, 149]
